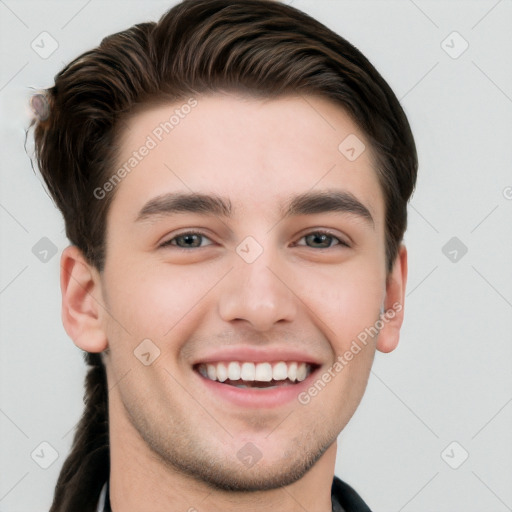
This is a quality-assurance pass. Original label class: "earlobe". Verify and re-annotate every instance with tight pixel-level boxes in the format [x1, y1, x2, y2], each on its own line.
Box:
[60, 245, 108, 353]
[376, 244, 408, 353]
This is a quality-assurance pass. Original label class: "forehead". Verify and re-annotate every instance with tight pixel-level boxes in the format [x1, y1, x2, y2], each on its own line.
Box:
[108, 93, 385, 228]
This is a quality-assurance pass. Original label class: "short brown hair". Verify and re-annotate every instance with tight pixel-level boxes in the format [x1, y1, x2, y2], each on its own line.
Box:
[28, 1, 417, 510]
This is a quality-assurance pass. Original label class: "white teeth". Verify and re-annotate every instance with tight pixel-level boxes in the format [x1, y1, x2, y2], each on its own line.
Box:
[216, 362, 228, 382]
[288, 362, 298, 382]
[206, 364, 216, 380]
[296, 362, 307, 382]
[227, 361, 241, 380]
[197, 360, 314, 384]
[240, 362, 255, 381]
[255, 362, 273, 381]
[273, 361, 288, 380]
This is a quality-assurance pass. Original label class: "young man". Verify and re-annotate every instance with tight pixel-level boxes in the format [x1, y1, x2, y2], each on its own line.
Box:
[30, 1, 417, 510]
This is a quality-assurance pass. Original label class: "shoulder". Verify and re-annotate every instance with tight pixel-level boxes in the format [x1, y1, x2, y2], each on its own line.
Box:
[331, 475, 372, 512]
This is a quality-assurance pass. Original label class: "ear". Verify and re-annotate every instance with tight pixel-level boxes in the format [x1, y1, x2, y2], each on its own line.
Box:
[60, 245, 108, 353]
[376, 244, 408, 353]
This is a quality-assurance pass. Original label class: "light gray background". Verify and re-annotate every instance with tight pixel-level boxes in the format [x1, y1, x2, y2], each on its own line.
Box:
[1, 1, 511, 511]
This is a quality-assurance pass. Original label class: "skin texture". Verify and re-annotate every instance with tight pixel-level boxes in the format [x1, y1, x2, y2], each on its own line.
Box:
[60, 93, 407, 512]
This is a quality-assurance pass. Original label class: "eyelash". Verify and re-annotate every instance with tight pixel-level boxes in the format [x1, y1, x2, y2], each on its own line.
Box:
[159, 229, 350, 250]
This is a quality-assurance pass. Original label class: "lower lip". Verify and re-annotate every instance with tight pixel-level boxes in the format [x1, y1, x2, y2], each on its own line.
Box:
[194, 367, 320, 409]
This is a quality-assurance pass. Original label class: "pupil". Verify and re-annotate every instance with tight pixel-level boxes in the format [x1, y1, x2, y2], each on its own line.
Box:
[180, 234, 200, 247]
[309, 233, 330, 248]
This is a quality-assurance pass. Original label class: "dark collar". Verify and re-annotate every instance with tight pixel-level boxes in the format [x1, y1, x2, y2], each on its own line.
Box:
[98, 475, 371, 512]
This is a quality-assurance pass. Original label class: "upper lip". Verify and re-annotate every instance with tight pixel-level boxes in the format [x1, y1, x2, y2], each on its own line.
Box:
[191, 346, 322, 366]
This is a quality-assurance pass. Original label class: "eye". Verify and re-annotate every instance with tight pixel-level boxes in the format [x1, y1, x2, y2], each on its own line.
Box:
[159, 231, 214, 249]
[159, 229, 349, 250]
[295, 230, 350, 249]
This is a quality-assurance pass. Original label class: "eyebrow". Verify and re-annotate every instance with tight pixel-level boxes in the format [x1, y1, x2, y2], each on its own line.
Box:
[135, 190, 374, 228]
[281, 189, 374, 228]
[136, 192, 232, 221]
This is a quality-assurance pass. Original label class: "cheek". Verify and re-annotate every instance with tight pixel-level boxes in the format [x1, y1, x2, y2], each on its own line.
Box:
[103, 263, 218, 341]
[302, 263, 384, 344]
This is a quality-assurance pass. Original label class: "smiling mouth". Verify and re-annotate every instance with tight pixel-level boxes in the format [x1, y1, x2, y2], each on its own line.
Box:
[194, 361, 318, 389]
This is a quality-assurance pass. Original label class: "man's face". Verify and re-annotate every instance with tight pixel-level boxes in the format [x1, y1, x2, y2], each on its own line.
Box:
[98, 93, 390, 490]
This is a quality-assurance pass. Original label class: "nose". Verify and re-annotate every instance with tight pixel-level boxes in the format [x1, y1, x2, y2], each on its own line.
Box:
[217, 245, 298, 332]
